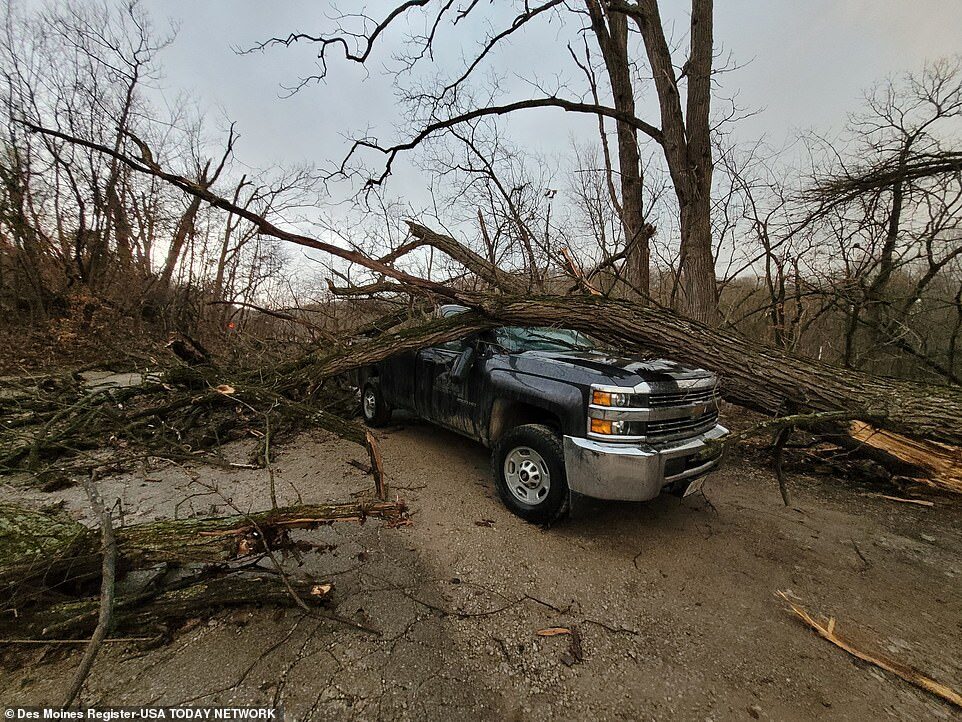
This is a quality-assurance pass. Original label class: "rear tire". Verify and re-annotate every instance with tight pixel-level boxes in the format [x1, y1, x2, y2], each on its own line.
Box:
[361, 380, 392, 427]
[492, 424, 569, 524]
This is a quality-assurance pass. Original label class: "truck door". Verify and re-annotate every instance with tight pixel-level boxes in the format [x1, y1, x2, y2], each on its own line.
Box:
[379, 350, 416, 411]
[415, 340, 481, 439]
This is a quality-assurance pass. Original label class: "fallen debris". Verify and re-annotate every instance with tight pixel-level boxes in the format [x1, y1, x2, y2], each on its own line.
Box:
[863, 493, 936, 508]
[61, 473, 117, 707]
[776, 591, 962, 709]
[536, 627, 571, 637]
[849, 422, 962, 494]
[1, 499, 406, 640]
[560, 625, 584, 667]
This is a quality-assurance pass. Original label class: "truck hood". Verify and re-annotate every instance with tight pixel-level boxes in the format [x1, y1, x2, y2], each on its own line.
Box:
[503, 349, 714, 387]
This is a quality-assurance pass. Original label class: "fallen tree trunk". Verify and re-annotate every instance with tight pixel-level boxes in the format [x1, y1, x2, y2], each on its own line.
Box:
[2, 500, 407, 613]
[457, 294, 962, 448]
[7, 572, 333, 640]
[282, 292, 962, 450]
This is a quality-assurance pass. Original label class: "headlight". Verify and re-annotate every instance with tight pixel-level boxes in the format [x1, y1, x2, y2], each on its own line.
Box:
[589, 385, 642, 438]
[591, 389, 632, 407]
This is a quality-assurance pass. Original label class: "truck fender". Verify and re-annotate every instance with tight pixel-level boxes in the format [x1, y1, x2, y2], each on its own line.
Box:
[486, 370, 584, 443]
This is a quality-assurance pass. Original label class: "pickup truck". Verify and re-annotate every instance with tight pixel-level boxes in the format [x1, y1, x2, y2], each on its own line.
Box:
[360, 305, 728, 523]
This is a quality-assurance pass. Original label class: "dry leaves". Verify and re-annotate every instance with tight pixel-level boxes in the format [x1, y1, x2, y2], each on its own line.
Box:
[311, 583, 333, 597]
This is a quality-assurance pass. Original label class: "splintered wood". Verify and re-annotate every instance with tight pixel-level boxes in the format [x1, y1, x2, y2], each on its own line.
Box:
[849, 421, 962, 494]
[777, 591, 962, 709]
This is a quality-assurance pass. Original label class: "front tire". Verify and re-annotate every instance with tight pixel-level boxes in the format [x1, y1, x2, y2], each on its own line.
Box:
[361, 380, 392, 427]
[492, 424, 569, 524]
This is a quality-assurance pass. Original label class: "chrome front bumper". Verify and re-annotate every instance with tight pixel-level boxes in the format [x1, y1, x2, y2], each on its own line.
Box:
[562, 424, 728, 501]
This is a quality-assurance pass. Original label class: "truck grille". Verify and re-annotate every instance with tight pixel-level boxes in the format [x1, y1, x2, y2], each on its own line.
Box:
[646, 409, 718, 440]
[648, 387, 717, 408]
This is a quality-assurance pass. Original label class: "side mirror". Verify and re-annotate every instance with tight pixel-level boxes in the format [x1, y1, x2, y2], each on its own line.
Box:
[450, 344, 477, 382]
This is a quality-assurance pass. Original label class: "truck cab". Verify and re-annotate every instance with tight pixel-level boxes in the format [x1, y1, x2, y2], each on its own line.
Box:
[360, 305, 727, 523]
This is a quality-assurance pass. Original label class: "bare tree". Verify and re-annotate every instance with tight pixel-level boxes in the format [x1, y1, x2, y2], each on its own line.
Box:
[804, 57, 962, 380]
[250, 0, 723, 321]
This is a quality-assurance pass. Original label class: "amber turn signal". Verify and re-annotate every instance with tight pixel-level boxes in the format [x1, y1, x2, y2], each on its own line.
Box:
[590, 418, 613, 434]
[592, 390, 613, 406]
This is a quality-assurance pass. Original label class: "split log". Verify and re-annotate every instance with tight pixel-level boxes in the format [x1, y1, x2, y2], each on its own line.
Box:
[848, 422, 962, 494]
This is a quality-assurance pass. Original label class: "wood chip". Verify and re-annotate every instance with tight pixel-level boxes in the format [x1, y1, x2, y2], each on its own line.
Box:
[536, 627, 571, 637]
[777, 591, 962, 709]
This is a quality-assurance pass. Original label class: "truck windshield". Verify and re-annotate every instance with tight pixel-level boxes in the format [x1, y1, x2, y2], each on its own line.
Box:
[494, 326, 597, 353]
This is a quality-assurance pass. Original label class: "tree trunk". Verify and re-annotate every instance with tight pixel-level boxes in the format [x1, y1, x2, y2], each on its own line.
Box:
[159, 195, 203, 289]
[677, 194, 718, 323]
[589, 4, 651, 299]
[626, 0, 719, 323]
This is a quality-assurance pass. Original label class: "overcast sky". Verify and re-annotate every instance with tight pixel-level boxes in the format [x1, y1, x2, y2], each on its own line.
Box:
[142, 1, 962, 177]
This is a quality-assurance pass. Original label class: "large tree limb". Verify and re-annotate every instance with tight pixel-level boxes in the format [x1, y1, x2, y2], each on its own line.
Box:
[341, 97, 663, 185]
[1, 500, 407, 607]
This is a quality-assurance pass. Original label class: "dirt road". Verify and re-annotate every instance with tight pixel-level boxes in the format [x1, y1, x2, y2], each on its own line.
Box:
[2, 418, 960, 720]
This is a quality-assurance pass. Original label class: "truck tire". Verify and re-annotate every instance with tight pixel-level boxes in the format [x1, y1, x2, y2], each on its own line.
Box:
[361, 380, 392, 427]
[492, 424, 569, 524]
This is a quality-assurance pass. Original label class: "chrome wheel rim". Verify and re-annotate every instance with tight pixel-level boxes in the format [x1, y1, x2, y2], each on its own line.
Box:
[363, 388, 377, 419]
[504, 446, 550, 505]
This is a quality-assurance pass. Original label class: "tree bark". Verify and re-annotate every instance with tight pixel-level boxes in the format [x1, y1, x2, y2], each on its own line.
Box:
[587, 2, 651, 298]
[621, 0, 719, 323]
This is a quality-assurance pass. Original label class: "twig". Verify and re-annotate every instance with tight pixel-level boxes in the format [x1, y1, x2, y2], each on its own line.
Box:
[365, 430, 387, 500]
[264, 409, 278, 509]
[850, 539, 871, 571]
[62, 471, 117, 708]
[2, 637, 157, 645]
[773, 425, 793, 506]
[776, 591, 962, 709]
[863, 493, 935, 507]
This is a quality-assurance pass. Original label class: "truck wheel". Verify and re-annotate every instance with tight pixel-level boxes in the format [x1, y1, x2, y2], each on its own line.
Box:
[492, 424, 569, 524]
[361, 381, 392, 427]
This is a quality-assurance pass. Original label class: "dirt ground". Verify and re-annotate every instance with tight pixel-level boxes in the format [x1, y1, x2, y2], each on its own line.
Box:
[2, 415, 960, 720]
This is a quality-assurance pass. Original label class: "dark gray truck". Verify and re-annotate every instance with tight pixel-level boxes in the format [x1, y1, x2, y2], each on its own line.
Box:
[360, 305, 727, 523]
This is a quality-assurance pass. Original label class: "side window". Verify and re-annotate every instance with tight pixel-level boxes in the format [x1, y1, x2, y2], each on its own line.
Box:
[437, 305, 465, 352]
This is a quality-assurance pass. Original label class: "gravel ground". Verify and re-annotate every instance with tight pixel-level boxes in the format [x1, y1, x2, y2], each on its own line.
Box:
[1, 416, 960, 721]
